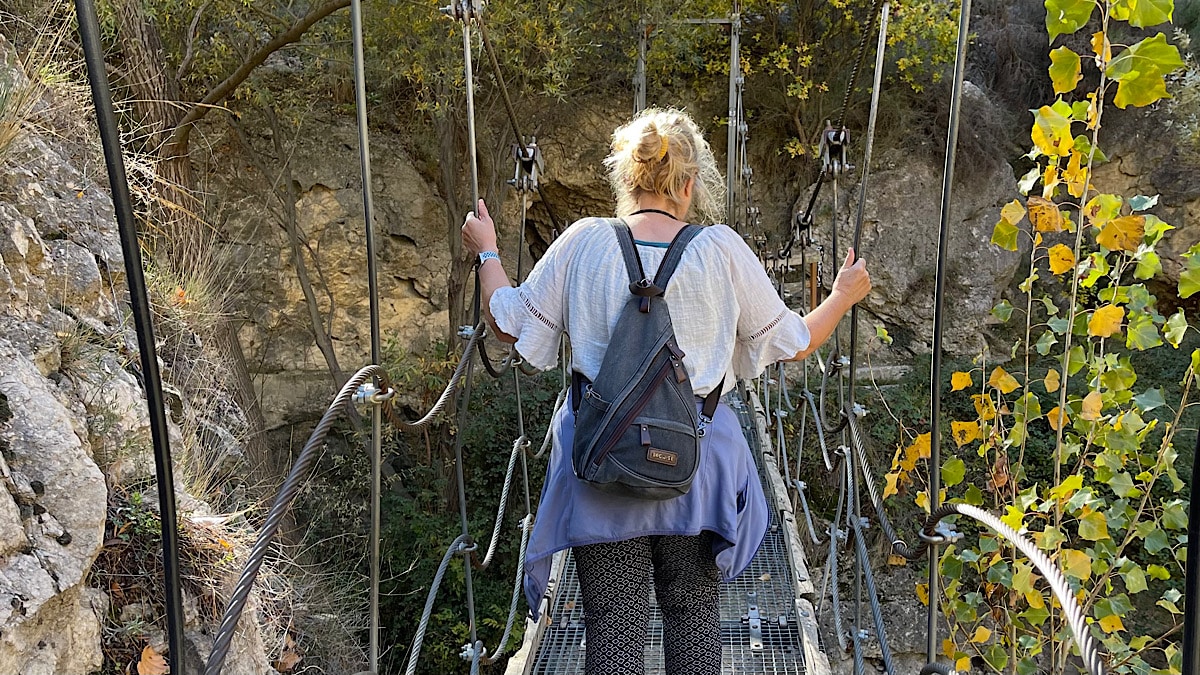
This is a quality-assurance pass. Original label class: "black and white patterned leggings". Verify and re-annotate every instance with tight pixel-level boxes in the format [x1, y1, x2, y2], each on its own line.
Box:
[573, 533, 722, 675]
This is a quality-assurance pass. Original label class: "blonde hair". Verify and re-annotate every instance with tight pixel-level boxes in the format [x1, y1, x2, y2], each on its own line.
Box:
[603, 108, 726, 224]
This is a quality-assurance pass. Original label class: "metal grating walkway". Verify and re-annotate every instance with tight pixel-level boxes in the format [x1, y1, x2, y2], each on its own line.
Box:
[507, 389, 830, 675]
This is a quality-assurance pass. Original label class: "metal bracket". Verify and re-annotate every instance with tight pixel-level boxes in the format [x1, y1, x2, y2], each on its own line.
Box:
[354, 383, 395, 406]
[440, 0, 480, 20]
[743, 591, 764, 651]
[819, 124, 852, 177]
[508, 139, 543, 193]
[919, 521, 963, 546]
[459, 640, 482, 662]
[851, 403, 868, 418]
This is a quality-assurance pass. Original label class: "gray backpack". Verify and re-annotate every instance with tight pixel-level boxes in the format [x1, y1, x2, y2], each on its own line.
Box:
[571, 220, 722, 500]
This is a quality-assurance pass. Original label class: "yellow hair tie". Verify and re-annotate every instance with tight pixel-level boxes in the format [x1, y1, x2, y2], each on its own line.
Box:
[657, 135, 669, 161]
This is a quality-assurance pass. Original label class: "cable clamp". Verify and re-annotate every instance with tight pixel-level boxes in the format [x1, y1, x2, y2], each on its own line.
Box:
[458, 324, 477, 340]
[851, 403, 868, 418]
[856, 628, 871, 641]
[834, 444, 849, 457]
[857, 516, 870, 531]
[440, 0, 480, 20]
[774, 409, 788, 419]
[459, 640, 483, 662]
[918, 521, 962, 546]
[792, 479, 807, 491]
[354, 383, 393, 405]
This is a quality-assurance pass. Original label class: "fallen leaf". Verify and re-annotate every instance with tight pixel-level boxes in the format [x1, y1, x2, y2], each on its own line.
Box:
[138, 645, 168, 675]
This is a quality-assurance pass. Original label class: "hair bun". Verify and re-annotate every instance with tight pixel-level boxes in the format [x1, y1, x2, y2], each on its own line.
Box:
[633, 126, 669, 164]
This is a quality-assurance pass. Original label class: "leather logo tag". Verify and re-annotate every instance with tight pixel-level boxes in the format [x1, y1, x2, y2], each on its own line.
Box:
[646, 448, 678, 466]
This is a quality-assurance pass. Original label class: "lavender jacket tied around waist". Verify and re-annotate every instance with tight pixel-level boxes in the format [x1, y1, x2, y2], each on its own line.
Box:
[523, 399, 769, 620]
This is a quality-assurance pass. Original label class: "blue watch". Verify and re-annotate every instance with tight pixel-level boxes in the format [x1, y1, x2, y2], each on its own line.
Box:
[478, 250, 500, 265]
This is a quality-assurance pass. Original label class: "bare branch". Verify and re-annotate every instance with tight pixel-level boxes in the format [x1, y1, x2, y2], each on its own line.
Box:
[175, 0, 212, 85]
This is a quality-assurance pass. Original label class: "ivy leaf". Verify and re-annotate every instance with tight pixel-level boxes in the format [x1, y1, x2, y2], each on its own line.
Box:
[992, 221, 1019, 251]
[992, 300, 1015, 322]
[1118, 0, 1174, 27]
[1128, 194, 1159, 211]
[1047, 243, 1076, 275]
[1179, 252, 1200, 298]
[1096, 215, 1145, 251]
[1080, 391, 1103, 420]
[1045, 0, 1097, 41]
[1126, 311, 1162, 350]
[1078, 509, 1110, 541]
[1107, 33, 1185, 109]
[984, 644, 1009, 671]
[1061, 548, 1092, 580]
[1036, 331, 1058, 355]
[1049, 46, 1083, 93]
[1134, 250, 1161, 279]
[1145, 527, 1170, 554]
[988, 366, 1020, 394]
[951, 420, 980, 447]
[1028, 195, 1065, 231]
[1067, 345, 1087, 375]
[943, 458, 967, 486]
[1133, 387, 1166, 411]
[951, 371, 974, 391]
[1088, 304, 1125, 338]
[1123, 564, 1149, 593]
[1030, 106, 1074, 157]
[1164, 310, 1188, 347]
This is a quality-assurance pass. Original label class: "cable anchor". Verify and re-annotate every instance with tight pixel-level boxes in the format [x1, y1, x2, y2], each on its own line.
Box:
[440, 0, 480, 21]
[459, 639, 483, 662]
[819, 124, 852, 178]
[850, 403, 868, 418]
[353, 382, 395, 406]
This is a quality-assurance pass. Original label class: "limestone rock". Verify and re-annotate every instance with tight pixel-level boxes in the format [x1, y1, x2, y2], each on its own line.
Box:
[805, 148, 1025, 360]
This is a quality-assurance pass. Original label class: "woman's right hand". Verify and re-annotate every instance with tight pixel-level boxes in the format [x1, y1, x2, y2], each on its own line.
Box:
[830, 247, 871, 306]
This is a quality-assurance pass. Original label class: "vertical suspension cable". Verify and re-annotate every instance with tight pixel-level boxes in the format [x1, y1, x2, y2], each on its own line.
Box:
[845, 0, 890, 406]
[348, 0, 383, 667]
[927, 0, 973, 664]
[74, 2, 186, 671]
[725, 0, 740, 228]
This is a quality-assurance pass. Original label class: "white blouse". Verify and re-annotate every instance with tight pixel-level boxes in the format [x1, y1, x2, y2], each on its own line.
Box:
[490, 218, 810, 396]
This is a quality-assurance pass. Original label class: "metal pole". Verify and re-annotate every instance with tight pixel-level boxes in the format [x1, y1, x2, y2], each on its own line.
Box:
[74, 0, 185, 670]
[463, 9, 481, 208]
[846, 1, 889, 408]
[725, 2, 740, 227]
[927, 0, 972, 664]
[348, 0, 382, 669]
[635, 18, 648, 113]
[1183, 428, 1200, 675]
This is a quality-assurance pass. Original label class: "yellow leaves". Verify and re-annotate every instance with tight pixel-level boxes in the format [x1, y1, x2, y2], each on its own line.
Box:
[1049, 46, 1083, 94]
[1080, 391, 1104, 421]
[988, 366, 1020, 394]
[138, 645, 169, 675]
[1098, 614, 1126, 633]
[951, 371, 973, 391]
[971, 626, 993, 643]
[1044, 369, 1061, 393]
[883, 471, 901, 499]
[1096, 214, 1145, 251]
[916, 582, 929, 606]
[1028, 195, 1065, 232]
[899, 433, 932, 472]
[1061, 549, 1093, 580]
[1031, 104, 1074, 157]
[1047, 244, 1076, 275]
[1091, 31, 1112, 65]
[1063, 149, 1089, 198]
[956, 656, 973, 672]
[1048, 406, 1070, 430]
[951, 420, 980, 447]
[1088, 304, 1125, 338]
[1000, 199, 1026, 227]
[973, 394, 997, 421]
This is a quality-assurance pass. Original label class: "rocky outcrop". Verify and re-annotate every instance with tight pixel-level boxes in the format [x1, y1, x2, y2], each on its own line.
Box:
[0, 35, 276, 675]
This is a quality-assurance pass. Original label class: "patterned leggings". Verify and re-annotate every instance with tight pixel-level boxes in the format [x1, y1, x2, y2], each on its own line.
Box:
[573, 533, 722, 675]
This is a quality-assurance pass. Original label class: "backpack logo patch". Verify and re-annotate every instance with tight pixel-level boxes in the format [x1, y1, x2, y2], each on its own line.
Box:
[646, 448, 678, 466]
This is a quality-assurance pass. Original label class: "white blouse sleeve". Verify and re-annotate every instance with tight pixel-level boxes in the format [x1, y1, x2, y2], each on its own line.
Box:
[716, 226, 811, 379]
[489, 219, 592, 371]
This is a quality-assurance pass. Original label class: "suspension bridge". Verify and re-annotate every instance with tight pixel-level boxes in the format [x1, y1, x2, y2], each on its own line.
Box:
[67, 0, 1199, 673]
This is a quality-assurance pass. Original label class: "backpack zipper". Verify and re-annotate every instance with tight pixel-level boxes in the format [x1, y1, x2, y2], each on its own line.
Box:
[591, 358, 675, 467]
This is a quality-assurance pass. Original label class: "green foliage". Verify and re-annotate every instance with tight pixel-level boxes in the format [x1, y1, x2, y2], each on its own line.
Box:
[872, 0, 1196, 671]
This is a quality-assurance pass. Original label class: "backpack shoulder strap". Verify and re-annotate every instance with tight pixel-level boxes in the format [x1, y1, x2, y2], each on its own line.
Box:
[611, 219, 647, 285]
[652, 224, 703, 289]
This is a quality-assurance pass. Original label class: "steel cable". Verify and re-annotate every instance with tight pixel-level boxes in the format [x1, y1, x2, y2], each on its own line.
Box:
[846, 414, 928, 561]
[846, 489, 897, 673]
[532, 387, 568, 459]
[384, 322, 484, 432]
[481, 514, 533, 665]
[206, 365, 384, 675]
[475, 436, 529, 569]
[403, 534, 473, 675]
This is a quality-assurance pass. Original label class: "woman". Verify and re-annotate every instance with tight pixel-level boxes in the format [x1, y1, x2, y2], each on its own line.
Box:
[461, 108, 870, 674]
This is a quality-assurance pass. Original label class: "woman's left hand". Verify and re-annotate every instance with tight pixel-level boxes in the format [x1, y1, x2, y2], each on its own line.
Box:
[461, 198, 498, 256]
